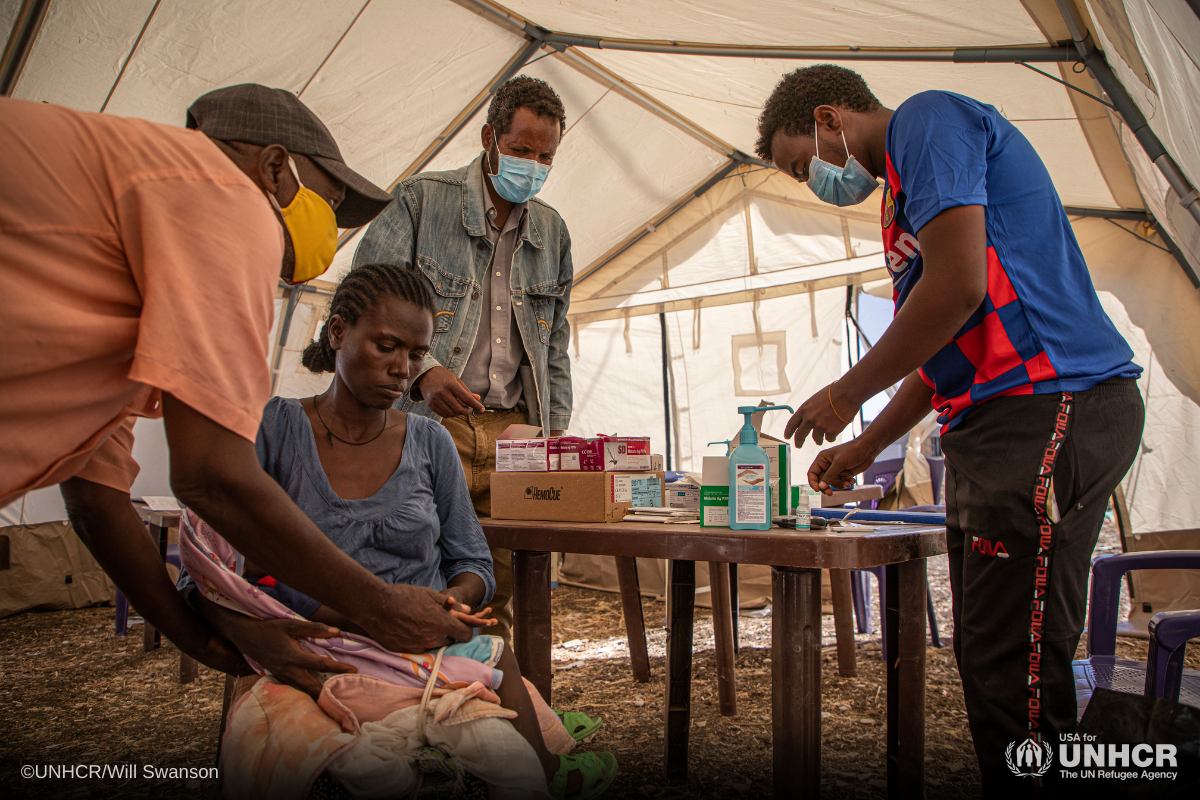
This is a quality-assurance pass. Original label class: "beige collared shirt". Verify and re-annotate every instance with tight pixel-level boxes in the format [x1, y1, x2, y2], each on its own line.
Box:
[460, 170, 528, 408]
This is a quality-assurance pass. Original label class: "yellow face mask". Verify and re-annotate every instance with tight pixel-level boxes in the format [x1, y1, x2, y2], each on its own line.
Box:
[271, 157, 337, 284]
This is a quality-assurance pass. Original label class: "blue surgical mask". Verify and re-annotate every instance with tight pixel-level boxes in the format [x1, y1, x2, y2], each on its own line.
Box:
[487, 131, 551, 204]
[807, 129, 878, 207]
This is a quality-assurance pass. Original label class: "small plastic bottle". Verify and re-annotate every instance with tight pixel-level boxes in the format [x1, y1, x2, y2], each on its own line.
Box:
[794, 488, 812, 531]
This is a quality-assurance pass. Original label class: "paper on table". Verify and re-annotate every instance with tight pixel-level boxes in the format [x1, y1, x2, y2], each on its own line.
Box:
[140, 496, 181, 512]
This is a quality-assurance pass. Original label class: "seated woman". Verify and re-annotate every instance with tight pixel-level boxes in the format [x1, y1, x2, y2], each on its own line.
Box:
[184, 263, 614, 799]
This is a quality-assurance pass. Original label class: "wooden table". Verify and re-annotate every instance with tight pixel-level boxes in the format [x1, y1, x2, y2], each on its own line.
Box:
[481, 518, 946, 797]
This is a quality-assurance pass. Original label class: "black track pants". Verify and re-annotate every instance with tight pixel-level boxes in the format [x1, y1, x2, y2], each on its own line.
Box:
[942, 378, 1144, 798]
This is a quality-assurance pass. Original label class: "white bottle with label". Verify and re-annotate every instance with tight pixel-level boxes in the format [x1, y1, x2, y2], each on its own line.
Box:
[794, 488, 813, 531]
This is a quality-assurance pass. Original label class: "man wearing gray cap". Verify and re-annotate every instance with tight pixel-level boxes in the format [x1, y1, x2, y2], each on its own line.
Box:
[0, 84, 474, 674]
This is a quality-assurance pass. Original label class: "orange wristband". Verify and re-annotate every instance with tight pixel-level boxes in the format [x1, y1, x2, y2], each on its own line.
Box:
[828, 381, 851, 424]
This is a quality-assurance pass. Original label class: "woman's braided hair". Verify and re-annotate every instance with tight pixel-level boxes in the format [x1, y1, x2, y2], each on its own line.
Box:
[300, 264, 436, 373]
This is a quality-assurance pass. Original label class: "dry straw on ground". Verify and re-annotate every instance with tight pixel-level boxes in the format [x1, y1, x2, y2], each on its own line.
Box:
[1, 519, 1194, 799]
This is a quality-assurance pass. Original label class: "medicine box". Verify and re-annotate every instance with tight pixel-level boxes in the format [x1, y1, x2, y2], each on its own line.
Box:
[667, 478, 700, 510]
[600, 436, 652, 471]
[495, 437, 550, 472]
[700, 456, 729, 528]
[556, 437, 605, 471]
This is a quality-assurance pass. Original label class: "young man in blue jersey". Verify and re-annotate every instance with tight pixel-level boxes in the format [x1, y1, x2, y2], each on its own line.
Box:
[757, 65, 1144, 796]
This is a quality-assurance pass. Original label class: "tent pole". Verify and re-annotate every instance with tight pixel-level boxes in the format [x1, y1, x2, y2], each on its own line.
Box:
[0, 0, 51, 97]
[453, 0, 1074, 62]
[270, 287, 302, 397]
[1062, 206, 1149, 221]
[660, 311, 672, 472]
[556, 48, 764, 165]
[1052, 0, 1200, 235]
[576, 159, 742, 285]
[335, 36, 544, 250]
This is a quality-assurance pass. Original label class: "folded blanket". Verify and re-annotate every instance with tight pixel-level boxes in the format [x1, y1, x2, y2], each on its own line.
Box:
[179, 509, 502, 691]
[178, 510, 571, 798]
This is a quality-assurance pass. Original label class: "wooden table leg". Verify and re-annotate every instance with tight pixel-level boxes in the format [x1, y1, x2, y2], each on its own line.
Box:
[709, 561, 737, 716]
[729, 562, 739, 653]
[179, 654, 199, 684]
[512, 549, 553, 705]
[615, 556, 651, 683]
[830, 568, 858, 678]
[143, 522, 167, 652]
[664, 559, 695, 783]
[772, 566, 822, 798]
[885, 560, 927, 798]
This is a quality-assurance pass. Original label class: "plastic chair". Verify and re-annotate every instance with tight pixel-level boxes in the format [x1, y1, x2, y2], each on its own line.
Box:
[859, 457, 905, 510]
[847, 497, 946, 659]
[850, 563, 943, 663]
[1074, 551, 1200, 717]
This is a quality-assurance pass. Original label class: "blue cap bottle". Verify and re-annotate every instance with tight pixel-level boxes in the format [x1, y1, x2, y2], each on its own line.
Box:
[728, 405, 793, 530]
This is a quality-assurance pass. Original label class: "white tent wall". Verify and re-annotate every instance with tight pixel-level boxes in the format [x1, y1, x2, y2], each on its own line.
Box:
[567, 286, 848, 474]
[5, 0, 1200, 536]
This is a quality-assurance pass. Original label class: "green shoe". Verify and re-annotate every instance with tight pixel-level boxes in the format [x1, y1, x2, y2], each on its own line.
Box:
[554, 709, 604, 741]
[548, 751, 618, 800]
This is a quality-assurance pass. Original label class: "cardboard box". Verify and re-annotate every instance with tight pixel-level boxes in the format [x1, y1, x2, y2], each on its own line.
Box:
[651, 454, 664, 471]
[557, 437, 605, 471]
[490, 471, 665, 523]
[666, 478, 700, 509]
[700, 456, 729, 527]
[601, 436, 652, 471]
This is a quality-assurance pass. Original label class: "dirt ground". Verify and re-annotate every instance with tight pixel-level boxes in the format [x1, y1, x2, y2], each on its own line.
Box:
[1, 518, 1197, 799]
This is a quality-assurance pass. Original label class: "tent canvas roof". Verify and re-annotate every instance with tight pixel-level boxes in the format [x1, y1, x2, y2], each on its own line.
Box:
[3, 0, 1199, 534]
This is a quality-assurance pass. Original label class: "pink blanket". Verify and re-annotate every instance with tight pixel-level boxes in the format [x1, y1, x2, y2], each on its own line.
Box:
[178, 508, 503, 691]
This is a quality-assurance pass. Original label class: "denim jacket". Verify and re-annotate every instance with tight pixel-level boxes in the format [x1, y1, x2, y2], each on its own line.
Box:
[352, 153, 573, 431]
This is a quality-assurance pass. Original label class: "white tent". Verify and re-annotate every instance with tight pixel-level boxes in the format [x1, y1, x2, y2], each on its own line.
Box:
[3, 0, 1199, 536]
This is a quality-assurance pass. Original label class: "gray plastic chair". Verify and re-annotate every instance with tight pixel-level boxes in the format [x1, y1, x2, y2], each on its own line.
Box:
[1074, 550, 1200, 718]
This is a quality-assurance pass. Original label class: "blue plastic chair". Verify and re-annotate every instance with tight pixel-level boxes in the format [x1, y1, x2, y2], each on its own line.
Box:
[847, 504, 945, 659]
[1073, 551, 1200, 716]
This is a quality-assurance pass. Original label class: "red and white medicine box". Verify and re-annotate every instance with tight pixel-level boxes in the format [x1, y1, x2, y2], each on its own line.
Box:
[495, 438, 551, 472]
[601, 436, 652, 471]
[556, 437, 605, 471]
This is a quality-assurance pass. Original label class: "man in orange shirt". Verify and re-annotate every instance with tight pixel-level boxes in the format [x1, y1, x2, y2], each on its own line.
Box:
[0, 84, 475, 673]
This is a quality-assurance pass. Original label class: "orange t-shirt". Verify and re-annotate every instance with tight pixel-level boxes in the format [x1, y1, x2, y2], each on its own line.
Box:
[0, 98, 284, 506]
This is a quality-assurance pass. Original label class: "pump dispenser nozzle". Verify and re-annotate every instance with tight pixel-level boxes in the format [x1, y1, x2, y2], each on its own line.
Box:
[736, 405, 794, 445]
[707, 439, 733, 456]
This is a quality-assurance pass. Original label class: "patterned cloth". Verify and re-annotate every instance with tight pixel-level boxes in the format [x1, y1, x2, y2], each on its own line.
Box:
[179, 508, 503, 692]
[178, 509, 573, 798]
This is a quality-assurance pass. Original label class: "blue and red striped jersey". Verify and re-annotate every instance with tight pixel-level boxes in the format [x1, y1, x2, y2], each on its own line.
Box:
[882, 91, 1140, 430]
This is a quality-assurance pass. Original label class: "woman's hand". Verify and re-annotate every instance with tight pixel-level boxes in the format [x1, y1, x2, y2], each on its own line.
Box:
[437, 592, 498, 628]
[225, 616, 357, 698]
[785, 382, 858, 448]
[807, 438, 882, 495]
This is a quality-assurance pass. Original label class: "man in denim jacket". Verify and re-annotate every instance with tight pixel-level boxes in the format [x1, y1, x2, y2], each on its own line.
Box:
[353, 77, 573, 639]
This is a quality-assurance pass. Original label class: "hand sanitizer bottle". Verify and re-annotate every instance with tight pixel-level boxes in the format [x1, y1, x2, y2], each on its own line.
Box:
[728, 405, 793, 531]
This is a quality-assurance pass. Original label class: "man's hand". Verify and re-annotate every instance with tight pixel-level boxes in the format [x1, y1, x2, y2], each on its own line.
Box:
[362, 584, 474, 652]
[807, 438, 882, 496]
[224, 615, 356, 698]
[195, 633, 257, 677]
[785, 382, 857, 447]
[416, 366, 485, 418]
